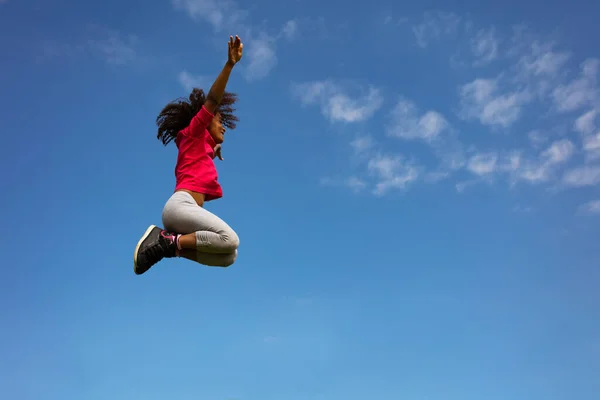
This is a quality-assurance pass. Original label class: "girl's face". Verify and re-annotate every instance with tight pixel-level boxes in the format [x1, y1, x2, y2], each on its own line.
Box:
[208, 112, 225, 144]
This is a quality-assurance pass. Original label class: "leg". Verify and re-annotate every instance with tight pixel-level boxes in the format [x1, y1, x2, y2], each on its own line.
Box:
[179, 249, 238, 268]
[161, 191, 239, 254]
[132, 192, 240, 275]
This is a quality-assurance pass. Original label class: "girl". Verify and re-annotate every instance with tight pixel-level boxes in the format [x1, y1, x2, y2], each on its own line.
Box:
[133, 35, 244, 275]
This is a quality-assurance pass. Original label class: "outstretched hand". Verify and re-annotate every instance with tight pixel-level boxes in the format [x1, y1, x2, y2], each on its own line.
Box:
[227, 35, 243, 66]
[214, 144, 224, 160]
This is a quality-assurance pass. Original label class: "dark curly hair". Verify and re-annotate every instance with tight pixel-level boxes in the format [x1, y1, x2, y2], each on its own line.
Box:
[156, 88, 239, 145]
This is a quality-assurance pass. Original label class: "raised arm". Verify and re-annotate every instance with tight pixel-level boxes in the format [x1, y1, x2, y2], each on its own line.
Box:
[204, 35, 244, 114]
[185, 35, 243, 137]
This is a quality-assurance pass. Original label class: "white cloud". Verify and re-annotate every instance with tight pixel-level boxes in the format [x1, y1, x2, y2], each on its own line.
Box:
[464, 140, 574, 185]
[291, 80, 383, 123]
[412, 11, 461, 48]
[459, 78, 530, 128]
[386, 97, 464, 172]
[425, 170, 451, 183]
[345, 177, 368, 192]
[172, 0, 296, 81]
[541, 139, 575, 165]
[455, 179, 479, 193]
[177, 70, 206, 91]
[513, 205, 533, 213]
[386, 98, 450, 141]
[89, 34, 138, 65]
[367, 154, 419, 195]
[41, 26, 139, 66]
[467, 152, 498, 175]
[243, 34, 277, 81]
[578, 200, 600, 215]
[574, 109, 597, 134]
[281, 20, 298, 40]
[553, 58, 600, 112]
[583, 133, 600, 162]
[314, 16, 600, 198]
[517, 161, 551, 184]
[350, 136, 374, 154]
[172, 0, 245, 29]
[562, 165, 600, 187]
[471, 27, 499, 65]
[515, 140, 574, 184]
[528, 130, 548, 148]
[517, 42, 570, 77]
[320, 176, 367, 193]
[509, 40, 572, 99]
[572, 109, 600, 161]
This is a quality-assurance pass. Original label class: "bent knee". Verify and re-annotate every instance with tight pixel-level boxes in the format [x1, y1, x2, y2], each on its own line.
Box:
[221, 229, 240, 252]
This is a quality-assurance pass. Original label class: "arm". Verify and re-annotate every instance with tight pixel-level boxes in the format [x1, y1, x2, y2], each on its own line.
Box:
[205, 35, 243, 113]
[186, 35, 243, 137]
[204, 61, 235, 115]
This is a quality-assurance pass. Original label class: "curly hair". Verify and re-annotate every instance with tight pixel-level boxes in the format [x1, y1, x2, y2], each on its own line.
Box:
[156, 88, 239, 145]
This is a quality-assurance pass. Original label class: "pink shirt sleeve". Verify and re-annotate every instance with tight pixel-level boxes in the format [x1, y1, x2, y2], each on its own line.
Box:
[181, 105, 214, 138]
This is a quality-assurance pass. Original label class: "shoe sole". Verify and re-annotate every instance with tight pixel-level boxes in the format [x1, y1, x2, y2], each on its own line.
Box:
[133, 225, 157, 275]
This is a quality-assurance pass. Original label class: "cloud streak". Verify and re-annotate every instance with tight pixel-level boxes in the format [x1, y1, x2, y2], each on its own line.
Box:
[290, 10, 600, 213]
[172, 0, 298, 81]
[291, 80, 383, 123]
[40, 26, 140, 66]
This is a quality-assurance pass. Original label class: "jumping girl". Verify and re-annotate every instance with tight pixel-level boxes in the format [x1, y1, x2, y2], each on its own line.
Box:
[133, 35, 244, 275]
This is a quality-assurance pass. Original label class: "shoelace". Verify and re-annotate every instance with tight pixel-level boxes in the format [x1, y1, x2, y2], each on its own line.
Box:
[143, 241, 169, 266]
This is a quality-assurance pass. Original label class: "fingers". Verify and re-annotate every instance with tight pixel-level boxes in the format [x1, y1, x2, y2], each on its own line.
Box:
[228, 35, 242, 46]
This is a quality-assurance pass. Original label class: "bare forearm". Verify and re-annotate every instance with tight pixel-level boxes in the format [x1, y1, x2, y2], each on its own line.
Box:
[205, 61, 234, 114]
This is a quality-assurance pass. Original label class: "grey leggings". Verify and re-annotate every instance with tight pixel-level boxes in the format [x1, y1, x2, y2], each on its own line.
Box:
[162, 191, 239, 267]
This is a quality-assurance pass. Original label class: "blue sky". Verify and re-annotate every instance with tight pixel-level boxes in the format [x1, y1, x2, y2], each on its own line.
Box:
[1, 0, 600, 399]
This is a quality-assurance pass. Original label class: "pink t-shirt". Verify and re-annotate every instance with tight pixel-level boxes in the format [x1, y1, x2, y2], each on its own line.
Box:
[174, 105, 222, 201]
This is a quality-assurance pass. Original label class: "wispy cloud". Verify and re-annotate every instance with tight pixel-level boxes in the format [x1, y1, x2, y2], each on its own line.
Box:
[41, 26, 139, 66]
[577, 200, 600, 215]
[350, 136, 374, 154]
[281, 20, 298, 41]
[177, 70, 206, 91]
[553, 58, 600, 112]
[458, 77, 530, 128]
[463, 139, 575, 186]
[386, 96, 465, 172]
[467, 152, 498, 176]
[574, 109, 597, 134]
[562, 165, 600, 187]
[516, 41, 570, 78]
[172, 0, 246, 29]
[412, 11, 461, 48]
[291, 80, 383, 123]
[583, 133, 600, 162]
[386, 98, 451, 141]
[243, 33, 278, 81]
[295, 12, 600, 201]
[367, 154, 420, 196]
[471, 27, 499, 66]
[319, 176, 367, 193]
[172, 0, 298, 81]
[321, 136, 421, 196]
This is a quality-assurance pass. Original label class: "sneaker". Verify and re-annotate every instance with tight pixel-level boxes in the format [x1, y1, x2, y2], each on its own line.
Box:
[133, 225, 178, 275]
